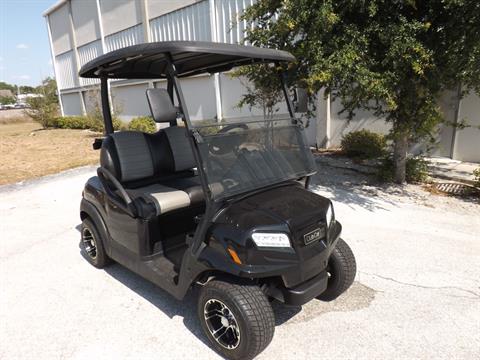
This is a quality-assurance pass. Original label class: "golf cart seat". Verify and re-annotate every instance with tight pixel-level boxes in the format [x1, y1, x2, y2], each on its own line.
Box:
[99, 89, 204, 218]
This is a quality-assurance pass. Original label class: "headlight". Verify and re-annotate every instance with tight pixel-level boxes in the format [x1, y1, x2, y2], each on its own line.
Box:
[326, 203, 334, 226]
[251, 232, 291, 248]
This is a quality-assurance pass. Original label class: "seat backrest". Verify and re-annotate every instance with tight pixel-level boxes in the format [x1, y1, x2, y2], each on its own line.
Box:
[100, 127, 196, 184]
[146, 88, 178, 124]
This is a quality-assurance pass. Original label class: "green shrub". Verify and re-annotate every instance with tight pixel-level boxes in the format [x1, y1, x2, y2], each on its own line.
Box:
[50, 115, 126, 133]
[127, 116, 157, 133]
[341, 129, 387, 159]
[474, 168, 480, 188]
[53, 116, 92, 129]
[377, 157, 429, 183]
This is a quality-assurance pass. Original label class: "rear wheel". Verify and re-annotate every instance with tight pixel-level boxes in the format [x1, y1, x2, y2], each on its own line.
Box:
[198, 279, 275, 360]
[317, 238, 356, 301]
[81, 217, 111, 269]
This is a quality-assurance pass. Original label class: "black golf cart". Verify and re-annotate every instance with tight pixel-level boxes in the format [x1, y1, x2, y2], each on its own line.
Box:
[78, 41, 356, 359]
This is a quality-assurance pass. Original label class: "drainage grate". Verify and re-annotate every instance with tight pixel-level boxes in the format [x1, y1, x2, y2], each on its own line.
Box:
[434, 182, 479, 196]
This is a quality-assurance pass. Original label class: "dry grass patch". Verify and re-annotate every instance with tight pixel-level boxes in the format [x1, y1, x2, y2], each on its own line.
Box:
[0, 120, 100, 185]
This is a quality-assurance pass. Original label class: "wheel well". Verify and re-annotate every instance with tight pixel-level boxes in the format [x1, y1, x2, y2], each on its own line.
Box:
[80, 211, 89, 221]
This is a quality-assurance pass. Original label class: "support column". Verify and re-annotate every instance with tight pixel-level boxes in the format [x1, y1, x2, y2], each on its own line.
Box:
[316, 88, 331, 148]
[141, 0, 151, 43]
[95, 0, 114, 115]
[45, 15, 65, 116]
[450, 83, 462, 160]
[209, 0, 223, 122]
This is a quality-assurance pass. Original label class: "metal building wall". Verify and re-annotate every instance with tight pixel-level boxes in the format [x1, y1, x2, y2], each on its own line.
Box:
[77, 40, 102, 86]
[70, 0, 101, 46]
[214, 0, 254, 44]
[150, 1, 211, 42]
[105, 24, 144, 53]
[99, 0, 143, 36]
[55, 51, 78, 90]
[61, 92, 83, 115]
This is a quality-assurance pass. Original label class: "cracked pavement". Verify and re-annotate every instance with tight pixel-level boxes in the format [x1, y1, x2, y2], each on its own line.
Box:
[1, 166, 479, 359]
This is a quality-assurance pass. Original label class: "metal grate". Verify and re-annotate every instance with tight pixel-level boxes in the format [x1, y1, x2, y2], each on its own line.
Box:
[434, 182, 480, 197]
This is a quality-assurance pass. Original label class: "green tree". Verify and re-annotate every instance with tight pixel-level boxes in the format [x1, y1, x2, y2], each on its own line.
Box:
[19, 85, 36, 94]
[0, 95, 16, 105]
[25, 77, 59, 128]
[232, 64, 284, 120]
[241, 0, 480, 183]
[0, 81, 16, 92]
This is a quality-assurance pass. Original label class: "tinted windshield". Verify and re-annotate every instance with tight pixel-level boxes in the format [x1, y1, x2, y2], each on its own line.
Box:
[194, 118, 316, 200]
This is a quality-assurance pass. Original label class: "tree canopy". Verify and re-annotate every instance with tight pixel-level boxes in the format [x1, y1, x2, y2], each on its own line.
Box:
[241, 0, 480, 182]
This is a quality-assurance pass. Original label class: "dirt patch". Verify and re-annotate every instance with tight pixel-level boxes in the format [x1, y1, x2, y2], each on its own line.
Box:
[0, 120, 100, 185]
[272, 282, 376, 325]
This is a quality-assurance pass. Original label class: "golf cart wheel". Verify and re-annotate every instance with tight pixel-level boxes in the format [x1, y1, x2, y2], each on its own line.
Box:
[81, 217, 111, 269]
[198, 279, 275, 360]
[317, 238, 356, 301]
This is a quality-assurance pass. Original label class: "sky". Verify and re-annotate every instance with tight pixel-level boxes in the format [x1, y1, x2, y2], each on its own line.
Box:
[0, 0, 56, 87]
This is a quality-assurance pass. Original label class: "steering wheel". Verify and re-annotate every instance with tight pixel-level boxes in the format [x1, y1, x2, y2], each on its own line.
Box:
[209, 123, 249, 155]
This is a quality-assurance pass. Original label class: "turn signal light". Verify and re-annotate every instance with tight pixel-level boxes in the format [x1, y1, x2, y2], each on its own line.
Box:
[227, 247, 242, 264]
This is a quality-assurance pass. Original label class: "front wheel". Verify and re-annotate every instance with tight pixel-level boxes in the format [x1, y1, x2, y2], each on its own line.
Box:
[198, 279, 275, 360]
[317, 238, 356, 301]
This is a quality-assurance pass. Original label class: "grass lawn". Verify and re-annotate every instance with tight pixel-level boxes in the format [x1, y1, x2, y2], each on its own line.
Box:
[0, 115, 99, 185]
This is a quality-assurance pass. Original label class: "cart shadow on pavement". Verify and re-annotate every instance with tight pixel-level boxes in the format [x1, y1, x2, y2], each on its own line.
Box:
[101, 263, 302, 346]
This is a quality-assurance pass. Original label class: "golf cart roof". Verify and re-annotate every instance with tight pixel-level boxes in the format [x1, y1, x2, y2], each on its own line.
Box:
[79, 41, 295, 79]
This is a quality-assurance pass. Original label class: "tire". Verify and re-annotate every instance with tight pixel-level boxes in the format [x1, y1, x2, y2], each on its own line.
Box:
[198, 279, 275, 360]
[317, 238, 356, 301]
[81, 217, 111, 269]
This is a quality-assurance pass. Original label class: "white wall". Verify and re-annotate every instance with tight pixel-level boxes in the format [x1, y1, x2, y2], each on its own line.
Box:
[71, 0, 101, 46]
[48, 3, 73, 55]
[454, 92, 480, 162]
[148, 0, 200, 19]
[326, 98, 391, 147]
[99, 0, 142, 36]
[111, 83, 151, 120]
[61, 93, 83, 115]
[431, 89, 458, 158]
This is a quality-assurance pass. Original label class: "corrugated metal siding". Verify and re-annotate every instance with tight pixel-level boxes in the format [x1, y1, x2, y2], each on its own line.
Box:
[150, 0, 211, 42]
[55, 51, 77, 90]
[215, 0, 255, 44]
[77, 40, 102, 86]
[105, 23, 144, 53]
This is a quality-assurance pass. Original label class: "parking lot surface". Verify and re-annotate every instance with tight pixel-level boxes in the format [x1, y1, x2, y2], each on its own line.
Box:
[1, 166, 479, 359]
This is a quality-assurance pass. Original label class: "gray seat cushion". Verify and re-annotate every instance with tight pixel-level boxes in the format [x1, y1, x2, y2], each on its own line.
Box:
[127, 184, 191, 215]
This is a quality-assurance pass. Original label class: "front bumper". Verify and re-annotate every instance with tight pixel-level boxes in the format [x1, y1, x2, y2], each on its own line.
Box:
[273, 270, 329, 305]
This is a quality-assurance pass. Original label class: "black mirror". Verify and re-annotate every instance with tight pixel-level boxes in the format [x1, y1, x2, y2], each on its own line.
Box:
[293, 88, 308, 113]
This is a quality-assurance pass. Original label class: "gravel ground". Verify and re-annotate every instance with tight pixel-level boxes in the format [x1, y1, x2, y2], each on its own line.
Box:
[1, 160, 479, 359]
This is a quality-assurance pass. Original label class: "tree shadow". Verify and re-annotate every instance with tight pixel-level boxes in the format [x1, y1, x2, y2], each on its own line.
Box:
[309, 167, 402, 212]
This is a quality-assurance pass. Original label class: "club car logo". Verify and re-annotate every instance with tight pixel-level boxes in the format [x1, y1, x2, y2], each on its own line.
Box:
[304, 228, 323, 245]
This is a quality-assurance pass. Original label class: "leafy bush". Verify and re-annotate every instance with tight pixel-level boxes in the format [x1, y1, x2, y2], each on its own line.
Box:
[127, 116, 156, 133]
[378, 157, 429, 183]
[53, 116, 92, 129]
[341, 129, 387, 159]
[25, 78, 59, 128]
[51, 115, 126, 132]
[474, 168, 480, 188]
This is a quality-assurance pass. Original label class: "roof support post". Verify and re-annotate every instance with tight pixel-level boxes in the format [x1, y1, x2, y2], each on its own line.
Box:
[277, 63, 295, 119]
[101, 76, 114, 135]
[164, 52, 215, 255]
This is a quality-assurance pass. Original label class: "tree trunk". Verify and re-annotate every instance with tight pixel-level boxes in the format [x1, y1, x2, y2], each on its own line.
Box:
[393, 132, 409, 184]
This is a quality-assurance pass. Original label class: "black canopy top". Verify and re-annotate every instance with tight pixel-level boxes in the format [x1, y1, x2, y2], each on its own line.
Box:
[78, 41, 295, 79]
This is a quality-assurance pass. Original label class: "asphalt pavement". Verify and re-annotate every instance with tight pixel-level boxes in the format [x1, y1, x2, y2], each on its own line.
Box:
[1, 166, 479, 359]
